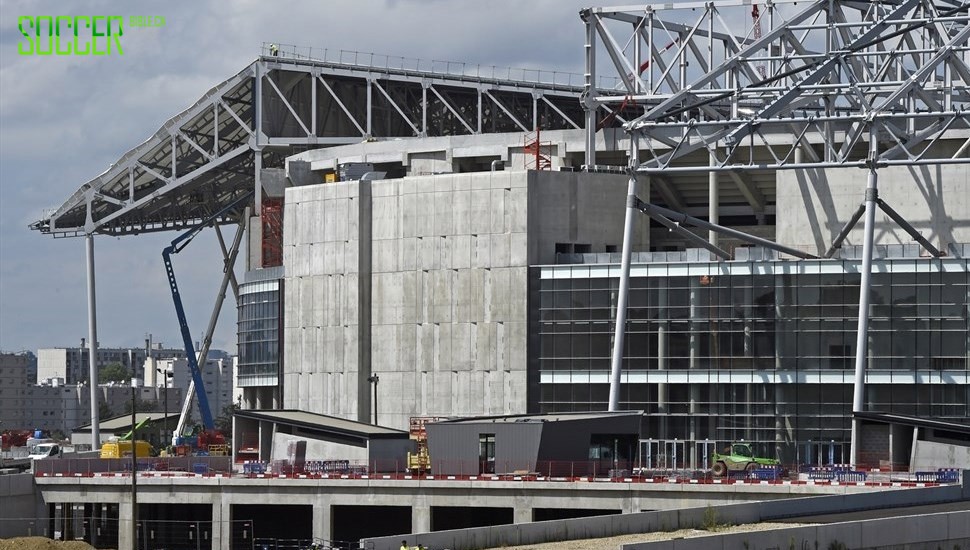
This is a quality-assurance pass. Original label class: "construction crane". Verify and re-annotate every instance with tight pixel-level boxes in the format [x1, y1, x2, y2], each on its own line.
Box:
[752, 3, 767, 80]
[163, 192, 252, 447]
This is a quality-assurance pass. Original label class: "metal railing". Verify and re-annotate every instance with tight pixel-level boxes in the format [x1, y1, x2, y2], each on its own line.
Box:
[30, 454, 963, 486]
[261, 42, 622, 90]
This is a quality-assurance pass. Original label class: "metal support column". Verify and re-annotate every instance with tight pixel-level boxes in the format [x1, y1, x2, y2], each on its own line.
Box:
[850, 130, 879, 468]
[709, 151, 718, 247]
[583, 10, 597, 167]
[85, 234, 100, 448]
[608, 135, 638, 411]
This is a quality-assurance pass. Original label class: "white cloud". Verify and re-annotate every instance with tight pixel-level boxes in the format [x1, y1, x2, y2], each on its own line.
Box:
[1, 0, 597, 353]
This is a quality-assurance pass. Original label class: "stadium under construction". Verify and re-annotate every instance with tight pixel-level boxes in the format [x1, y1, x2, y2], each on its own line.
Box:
[13, 0, 970, 548]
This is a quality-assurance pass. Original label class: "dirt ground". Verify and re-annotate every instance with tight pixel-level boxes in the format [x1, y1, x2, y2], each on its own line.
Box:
[0, 537, 99, 550]
[483, 522, 807, 550]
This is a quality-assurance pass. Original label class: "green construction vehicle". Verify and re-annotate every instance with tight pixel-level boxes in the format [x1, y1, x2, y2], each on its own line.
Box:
[710, 442, 780, 477]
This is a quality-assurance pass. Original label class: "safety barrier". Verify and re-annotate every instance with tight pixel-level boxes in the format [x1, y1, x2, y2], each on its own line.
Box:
[33, 456, 232, 477]
[750, 467, 783, 481]
[32, 457, 961, 488]
[915, 468, 961, 483]
[835, 470, 868, 482]
[808, 467, 835, 480]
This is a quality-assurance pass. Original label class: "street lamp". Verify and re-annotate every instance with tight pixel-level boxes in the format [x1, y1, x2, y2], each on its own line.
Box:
[366, 375, 380, 425]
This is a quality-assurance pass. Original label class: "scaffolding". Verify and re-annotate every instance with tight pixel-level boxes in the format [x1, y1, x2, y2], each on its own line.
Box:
[584, 0, 970, 466]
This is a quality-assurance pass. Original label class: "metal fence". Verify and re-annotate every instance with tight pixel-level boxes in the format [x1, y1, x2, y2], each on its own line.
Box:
[27, 452, 963, 486]
[32, 455, 233, 477]
[260, 42, 623, 90]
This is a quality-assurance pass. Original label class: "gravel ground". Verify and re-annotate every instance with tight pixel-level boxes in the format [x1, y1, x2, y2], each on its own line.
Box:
[0, 537, 98, 550]
[483, 522, 808, 550]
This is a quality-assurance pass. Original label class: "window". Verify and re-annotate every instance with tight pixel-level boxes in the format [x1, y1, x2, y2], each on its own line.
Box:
[479, 433, 495, 474]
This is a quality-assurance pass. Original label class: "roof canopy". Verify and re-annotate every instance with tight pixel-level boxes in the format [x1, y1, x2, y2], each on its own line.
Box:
[30, 49, 588, 238]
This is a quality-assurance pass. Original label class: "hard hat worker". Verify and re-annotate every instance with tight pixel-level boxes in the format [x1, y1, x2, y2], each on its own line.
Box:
[269, 43, 279, 56]
[400, 540, 409, 550]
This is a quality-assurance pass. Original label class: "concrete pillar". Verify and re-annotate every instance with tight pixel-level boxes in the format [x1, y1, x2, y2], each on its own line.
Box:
[118, 502, 133, 550]
[314, 502, 331, 542]
[412, 504, 430, 534]
[514, 506, 531, 524]
[211, 500, 224, 550]
[358, 179, 373, 423]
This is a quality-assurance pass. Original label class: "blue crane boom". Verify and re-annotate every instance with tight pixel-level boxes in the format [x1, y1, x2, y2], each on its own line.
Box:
[162, 192, 253, 430]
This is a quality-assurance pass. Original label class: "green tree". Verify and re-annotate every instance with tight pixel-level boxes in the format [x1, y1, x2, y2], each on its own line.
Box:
[98, 401, 114, 420]
[214, 402, 239, 434]
[99, 362, 130, 384]
[123, 397, 156, 414]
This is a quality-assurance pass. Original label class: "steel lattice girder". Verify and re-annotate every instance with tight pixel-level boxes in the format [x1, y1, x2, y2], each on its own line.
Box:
[31, 54, 588, 237]
[581, 0, 970, 172]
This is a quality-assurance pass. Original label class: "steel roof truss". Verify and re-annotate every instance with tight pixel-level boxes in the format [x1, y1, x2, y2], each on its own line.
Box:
[265, 73, 311, 137]
[317, 75, 366, 137]
[372, 79, 420, 135]
[218, 99, 255, 138]
[95, 144, 251, 230]
[540, 95, 581, 130]
[650, 174, 687, 211]
[483, 90, 528, 132]
[176, 129, 214, 163]
[429, 85, 476, 134]
[726, 170, 767, 213]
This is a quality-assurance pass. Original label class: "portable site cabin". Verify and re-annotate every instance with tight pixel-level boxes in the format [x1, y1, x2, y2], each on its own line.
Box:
[426, 411, 644, 477]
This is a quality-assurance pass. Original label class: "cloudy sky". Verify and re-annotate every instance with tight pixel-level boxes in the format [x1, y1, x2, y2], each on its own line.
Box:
[0, 0, 600, 354]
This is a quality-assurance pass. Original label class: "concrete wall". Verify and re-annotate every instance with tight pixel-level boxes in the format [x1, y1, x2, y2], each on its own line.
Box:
[283, 170, 646, 431]
[776, 164, 970, 256]
[284, 179, 362, 420]
[364, 481, 970, 550]
[621, 510, 970, 550]
[0, 473, 40, 538]
[913, 439, 970, 471]
[528, 171, 648, 264]
[283, 172, 534, 430]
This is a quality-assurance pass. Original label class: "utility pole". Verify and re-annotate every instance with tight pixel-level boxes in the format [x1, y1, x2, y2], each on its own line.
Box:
[130, 380, 138, 550]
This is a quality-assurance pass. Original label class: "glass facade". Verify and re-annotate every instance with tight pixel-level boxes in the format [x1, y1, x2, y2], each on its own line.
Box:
[531, 257, 970, 459]
[237, 278, 282, 387]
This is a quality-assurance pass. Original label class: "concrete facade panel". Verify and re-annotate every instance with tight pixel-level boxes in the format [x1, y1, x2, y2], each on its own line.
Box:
[489, 188, 507, 235]
[777, 164, 970, 256]
[489, 233, 511, 267]
[284, 171, 616, 429]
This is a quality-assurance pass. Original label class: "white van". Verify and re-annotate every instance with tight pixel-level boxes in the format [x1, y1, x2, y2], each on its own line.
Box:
[27, 441, 61, 460]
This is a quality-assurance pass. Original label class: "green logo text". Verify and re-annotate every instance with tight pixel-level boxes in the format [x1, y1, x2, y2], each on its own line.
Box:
[18, 16, 124, 56]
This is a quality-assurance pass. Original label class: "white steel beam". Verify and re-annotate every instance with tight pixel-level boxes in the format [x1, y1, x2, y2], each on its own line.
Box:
[317, 75, 367, 136]
[483, 90, 529, 132]
[266, 73, 312, 136]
